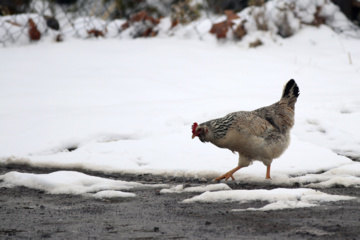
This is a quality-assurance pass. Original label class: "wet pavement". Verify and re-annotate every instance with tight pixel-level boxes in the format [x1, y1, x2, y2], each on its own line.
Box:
[1, 164, 360, 240]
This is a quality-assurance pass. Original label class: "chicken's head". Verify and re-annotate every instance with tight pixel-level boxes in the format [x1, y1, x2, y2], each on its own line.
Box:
[192, 122, 208, 140]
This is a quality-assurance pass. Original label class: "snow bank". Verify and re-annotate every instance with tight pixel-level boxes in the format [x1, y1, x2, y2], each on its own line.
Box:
[182, 188, 355, 211]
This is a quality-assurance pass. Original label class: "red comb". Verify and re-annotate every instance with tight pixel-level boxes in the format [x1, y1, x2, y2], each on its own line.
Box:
[192, 122, 198, 133]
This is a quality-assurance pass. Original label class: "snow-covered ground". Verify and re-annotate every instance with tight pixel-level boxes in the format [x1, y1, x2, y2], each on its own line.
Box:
[1, 4, 360, 210]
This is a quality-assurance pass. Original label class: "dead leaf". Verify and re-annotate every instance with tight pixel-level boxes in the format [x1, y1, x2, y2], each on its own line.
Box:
[55, 34, 63, 42]
[28, 18, 41, 41]
[131, 11, 148, 22]
[249, 39, 263, 48]
[150, 30, 158, 37]
[121, 21, 130, 30]
[209, 21, 229, 39]
[130, 11, 159, 25]
[87, 29, 105, 38]
[313, 6, 325, 27]
[142, 27, 152, 37]
[210, 10, 243, 39]
[224, 10, 240, 21]
[170, 19, 179, 29]
[234, 20, 247, 40]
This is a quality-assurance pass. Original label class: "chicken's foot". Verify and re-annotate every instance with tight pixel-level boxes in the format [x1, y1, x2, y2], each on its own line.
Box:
[214, 166, 242, 181]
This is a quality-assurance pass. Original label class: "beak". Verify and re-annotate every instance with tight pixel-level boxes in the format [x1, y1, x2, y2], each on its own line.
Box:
[192, 134, 196, 139]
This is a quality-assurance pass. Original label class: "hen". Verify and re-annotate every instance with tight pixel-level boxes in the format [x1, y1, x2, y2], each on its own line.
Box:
[192, 79, 299, 181]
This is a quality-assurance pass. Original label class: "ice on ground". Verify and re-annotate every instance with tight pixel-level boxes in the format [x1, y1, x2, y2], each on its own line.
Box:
[160, 183, 231, 193]
[182, 188, 355, 211]
[0, 171, 168, 198]
[93, 190, 136, 199]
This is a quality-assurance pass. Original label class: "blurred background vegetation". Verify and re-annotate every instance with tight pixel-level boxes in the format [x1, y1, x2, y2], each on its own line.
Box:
[0, 0, 359, 45]
[1, 0, 359, 23]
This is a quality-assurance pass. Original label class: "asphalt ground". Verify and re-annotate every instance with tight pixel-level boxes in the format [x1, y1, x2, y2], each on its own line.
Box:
[1, 164, 360, 240]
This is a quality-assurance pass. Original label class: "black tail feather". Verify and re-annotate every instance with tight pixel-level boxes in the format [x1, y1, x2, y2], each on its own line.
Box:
[281, 79, 299, 109]
[282, 79, 299, 99]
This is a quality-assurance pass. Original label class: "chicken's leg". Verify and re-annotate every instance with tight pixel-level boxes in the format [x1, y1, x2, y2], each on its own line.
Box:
[266, 165, 271, 179]
[215, 166, 242, 181]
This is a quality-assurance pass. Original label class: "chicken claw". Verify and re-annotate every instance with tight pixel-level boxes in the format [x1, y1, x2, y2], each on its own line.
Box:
[214, 166, 242, 182]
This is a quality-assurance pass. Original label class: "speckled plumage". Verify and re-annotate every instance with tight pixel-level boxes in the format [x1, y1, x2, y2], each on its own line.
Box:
[192, 79, 299, 179]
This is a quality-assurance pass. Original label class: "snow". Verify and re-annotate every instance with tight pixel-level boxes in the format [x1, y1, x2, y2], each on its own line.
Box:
[1, 0, 360, 210]
[93, 190, 136, 199]
[182, 188, 355, 211]
[290, 162, 360, 188]
[1, 27, 359, 184]
[160, 183, 231, 193]
[0, 171, 167, 198]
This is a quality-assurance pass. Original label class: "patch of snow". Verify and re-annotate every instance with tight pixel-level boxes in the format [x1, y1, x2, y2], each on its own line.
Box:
[182, 188, 355, 211]
[160, 183, 230, 193]
[93, 190, 136, 199]
[0, 171, 168, 197]
[289, 162, 360, 188]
